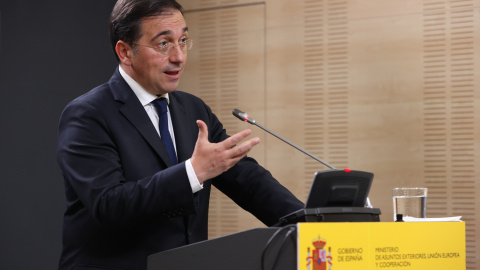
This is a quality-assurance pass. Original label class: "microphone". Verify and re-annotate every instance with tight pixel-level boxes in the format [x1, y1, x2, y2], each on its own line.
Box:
[232, 109, 337, 170]
[232, 108, 374, 208]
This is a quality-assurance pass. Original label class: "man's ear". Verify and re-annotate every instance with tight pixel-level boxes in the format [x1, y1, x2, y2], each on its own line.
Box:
[115, 40, 133, 66]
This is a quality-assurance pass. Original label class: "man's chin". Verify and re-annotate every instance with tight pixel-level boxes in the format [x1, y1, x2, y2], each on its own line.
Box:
[161, 84, 179, 94]
[162, 78, 180, 91]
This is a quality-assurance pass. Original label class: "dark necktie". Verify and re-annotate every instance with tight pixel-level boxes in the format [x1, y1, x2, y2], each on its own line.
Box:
[152, 98, 178, 165]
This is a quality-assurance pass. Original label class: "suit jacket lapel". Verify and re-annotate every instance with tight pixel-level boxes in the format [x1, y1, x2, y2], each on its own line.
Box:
[169, 92, 201, 228]
[108, 69, 173, 168]
[169, 93, 197, 163]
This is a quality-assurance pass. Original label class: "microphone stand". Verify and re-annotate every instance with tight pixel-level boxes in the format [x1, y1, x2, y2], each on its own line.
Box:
[253, 122, 337, 170]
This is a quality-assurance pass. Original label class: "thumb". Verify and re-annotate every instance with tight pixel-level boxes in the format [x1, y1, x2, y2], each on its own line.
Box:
[196, 120, 208, 141]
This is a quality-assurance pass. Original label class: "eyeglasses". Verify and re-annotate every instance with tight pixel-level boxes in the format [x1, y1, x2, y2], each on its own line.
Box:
[133, 38, 194, 56]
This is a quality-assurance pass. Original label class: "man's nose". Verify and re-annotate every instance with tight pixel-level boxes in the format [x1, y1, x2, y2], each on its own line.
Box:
[169, 45, 186, 63]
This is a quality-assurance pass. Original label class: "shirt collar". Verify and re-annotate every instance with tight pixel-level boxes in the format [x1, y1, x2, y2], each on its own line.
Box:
[119, 65, 169, 106]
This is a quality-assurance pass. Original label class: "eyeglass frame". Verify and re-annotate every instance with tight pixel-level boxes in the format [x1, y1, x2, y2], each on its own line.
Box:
[132, 38, 194, 56]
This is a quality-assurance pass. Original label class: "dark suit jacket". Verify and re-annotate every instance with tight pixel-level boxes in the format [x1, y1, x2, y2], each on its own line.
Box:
[57, 68, 304, 270]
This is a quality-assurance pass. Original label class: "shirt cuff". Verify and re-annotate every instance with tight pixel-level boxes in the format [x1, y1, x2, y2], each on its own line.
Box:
[186, 159, 203, 193]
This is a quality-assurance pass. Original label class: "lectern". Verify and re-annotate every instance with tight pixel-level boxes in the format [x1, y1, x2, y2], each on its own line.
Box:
[148, 222, 466, 270]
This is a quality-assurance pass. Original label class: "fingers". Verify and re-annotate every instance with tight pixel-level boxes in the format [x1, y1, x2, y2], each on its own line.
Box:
[220, 128, 260, 159]
[228, 137, 260, 159]
[222, 128, 253, 149]
[196, 120, 208, 142]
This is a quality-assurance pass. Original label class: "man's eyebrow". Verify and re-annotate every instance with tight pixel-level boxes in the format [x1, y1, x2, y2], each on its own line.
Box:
[151, 30, 172, 41]
[151, 27, 189, 42]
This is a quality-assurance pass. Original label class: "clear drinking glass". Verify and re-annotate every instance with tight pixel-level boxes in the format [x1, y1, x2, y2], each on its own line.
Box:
[392, 187, 427, 221]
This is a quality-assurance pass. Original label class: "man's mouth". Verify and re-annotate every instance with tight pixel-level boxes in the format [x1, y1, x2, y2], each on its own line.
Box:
[165, 70, 180, 76]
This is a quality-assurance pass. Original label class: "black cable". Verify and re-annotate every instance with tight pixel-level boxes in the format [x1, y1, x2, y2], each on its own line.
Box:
[270, 226, 297, 270]
[261, 225, 297, 270]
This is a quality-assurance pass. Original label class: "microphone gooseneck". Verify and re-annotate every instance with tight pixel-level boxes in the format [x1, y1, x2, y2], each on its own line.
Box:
[232, 108, 373, 208]
[232, 109, 337, 170]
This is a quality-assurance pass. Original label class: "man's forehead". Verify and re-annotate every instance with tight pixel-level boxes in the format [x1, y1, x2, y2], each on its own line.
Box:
[141, 10, 186, 36]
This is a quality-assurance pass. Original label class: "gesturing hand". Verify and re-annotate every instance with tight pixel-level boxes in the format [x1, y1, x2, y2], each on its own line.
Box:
[190, 120, 260, 183]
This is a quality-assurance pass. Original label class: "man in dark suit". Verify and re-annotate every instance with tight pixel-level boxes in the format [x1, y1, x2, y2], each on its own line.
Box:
[57, 0, 304, 269]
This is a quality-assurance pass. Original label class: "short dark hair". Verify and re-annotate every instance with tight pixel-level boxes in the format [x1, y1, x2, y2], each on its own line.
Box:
[109, 0, 183, 62]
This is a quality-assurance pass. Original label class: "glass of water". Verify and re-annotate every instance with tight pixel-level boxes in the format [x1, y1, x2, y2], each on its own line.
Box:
[392, 187, 427, 221]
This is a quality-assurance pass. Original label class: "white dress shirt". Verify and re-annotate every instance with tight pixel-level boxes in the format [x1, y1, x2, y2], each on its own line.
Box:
[119, 66, 202, 193]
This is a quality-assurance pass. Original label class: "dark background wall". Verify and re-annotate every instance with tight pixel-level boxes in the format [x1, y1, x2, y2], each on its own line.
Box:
[0, 1, 116, 268]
